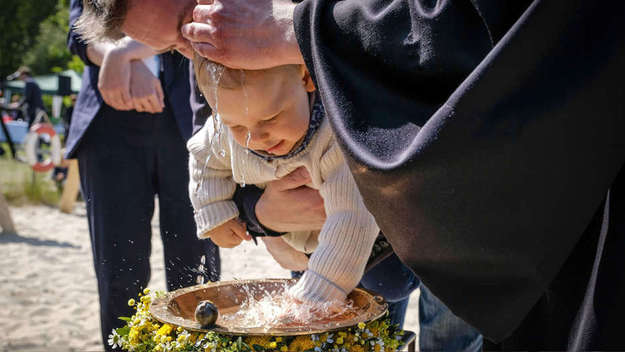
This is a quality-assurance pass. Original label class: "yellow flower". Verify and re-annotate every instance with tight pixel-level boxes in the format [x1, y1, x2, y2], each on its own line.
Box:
[189, 333, 198, 344]
[143, 288, 151, 295]
[358, 322, 366, 330]
[156, 324, 173, 336]
[245, 336, 270, 348]
[269, 341, 277, 349]
[280, 346, 288, 352]
[336, 336, 344, 344]
[288, 336, 316, 352]
[128, 298, 136, 306]
[351, 345, 365, 352]
[128, 327, 140, 344]
[275, 337, 282, 342]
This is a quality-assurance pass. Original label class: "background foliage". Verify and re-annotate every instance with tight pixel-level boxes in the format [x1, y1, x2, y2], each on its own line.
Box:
[0, 0, 83, 79]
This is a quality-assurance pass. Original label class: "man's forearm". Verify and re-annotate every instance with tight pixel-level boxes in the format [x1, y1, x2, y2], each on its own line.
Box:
[86, 37, 158, 67]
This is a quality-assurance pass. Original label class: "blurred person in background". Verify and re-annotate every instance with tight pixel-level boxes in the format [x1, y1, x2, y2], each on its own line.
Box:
[7, 66, 44, 127]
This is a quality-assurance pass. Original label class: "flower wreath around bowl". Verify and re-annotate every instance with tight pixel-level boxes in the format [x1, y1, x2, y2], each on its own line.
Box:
[109, 289, 406, 352]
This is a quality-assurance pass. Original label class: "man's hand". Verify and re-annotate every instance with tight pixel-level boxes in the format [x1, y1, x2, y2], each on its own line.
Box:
[256, 167, 326, 232]
[98, 46, 133, 110]
[261, 236, 309, 271]
[203, 218, 252, 248]
[129, 61, 164, 114]
[181, 0, 304, 69]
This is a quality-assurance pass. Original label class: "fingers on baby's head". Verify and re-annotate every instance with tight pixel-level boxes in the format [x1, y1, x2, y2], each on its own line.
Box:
[194, 52, 305, 94]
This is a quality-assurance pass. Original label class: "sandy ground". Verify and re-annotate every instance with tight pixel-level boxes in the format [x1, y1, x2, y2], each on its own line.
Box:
[0, 203, 419, 351]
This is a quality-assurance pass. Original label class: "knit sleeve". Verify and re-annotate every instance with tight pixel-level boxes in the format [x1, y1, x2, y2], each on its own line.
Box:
[187, 120, 239, 239]
[289, 142, 380, 302]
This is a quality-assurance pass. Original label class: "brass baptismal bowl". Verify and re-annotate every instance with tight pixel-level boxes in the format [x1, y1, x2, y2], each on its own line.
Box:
[150, 278, 388, 336]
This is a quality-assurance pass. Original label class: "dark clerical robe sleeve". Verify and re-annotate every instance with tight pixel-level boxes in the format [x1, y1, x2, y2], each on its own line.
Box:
[294, 0, 625, 343]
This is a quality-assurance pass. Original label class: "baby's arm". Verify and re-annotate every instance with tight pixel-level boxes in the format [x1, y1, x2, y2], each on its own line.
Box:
[289, 144, 379, 302]
[187, 120, 244, 243]
[261, 236, 309, 271]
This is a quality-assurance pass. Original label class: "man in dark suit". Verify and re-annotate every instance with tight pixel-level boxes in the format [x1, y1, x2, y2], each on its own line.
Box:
[7, 66, 45, 127]
[67, 1, 219, 350]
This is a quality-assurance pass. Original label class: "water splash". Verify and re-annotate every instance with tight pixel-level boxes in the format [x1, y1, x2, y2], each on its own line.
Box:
[195, 63, 227, 197]
[240, 69, 249, 118]
[239, 131, 252, 188]
[220, 283, 357, 331]
[245, 131, 251, 153]
[196, 255, 206, 285]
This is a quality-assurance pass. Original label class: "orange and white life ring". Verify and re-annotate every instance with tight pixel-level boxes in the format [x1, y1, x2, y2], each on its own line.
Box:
[24, 123, 62, 172]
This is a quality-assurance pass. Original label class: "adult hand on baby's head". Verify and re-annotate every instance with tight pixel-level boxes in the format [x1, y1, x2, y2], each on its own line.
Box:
[256, 167, 326, 232]
[205, 219, 252, 248]
[181, 0, 304, 69]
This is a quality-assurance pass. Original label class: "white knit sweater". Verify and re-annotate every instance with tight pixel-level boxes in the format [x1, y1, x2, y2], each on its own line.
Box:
[187, 116, 380, 302]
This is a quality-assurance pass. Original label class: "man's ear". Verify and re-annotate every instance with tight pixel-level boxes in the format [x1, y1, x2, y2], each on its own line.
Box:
[300, 65, 316, 92]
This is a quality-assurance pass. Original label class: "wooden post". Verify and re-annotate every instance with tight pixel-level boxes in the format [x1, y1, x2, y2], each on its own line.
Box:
[0, 184, 16, 234]
[59, 159, 80, 214]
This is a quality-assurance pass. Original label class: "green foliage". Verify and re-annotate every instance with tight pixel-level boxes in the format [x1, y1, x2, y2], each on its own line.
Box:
[22, 0, 74, 76]
[1, 0, 80, 80]
[0, 0, 58, 78]
[67, 55, 85, 75]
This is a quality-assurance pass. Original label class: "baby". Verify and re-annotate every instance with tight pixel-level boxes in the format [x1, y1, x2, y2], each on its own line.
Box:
[188, 54, 379, 303]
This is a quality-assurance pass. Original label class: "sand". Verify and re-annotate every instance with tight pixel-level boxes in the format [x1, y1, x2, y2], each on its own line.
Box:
[0, 203, 419, 351]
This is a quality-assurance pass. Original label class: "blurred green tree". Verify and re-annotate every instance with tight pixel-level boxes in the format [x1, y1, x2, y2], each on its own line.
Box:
[0, 0, 58, 78]
[1, 0, 83, 79]
[23, 0, 74, 75]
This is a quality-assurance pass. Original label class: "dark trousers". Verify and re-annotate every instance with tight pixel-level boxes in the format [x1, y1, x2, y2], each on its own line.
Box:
[77, 106, 220, 350]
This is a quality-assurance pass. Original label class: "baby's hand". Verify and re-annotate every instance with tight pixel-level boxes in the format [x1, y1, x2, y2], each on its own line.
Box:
[205, 219, 251, 248]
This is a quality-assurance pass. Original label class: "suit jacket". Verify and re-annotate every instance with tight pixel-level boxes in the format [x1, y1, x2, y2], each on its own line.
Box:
[66, 0, 194, 158]
[21, 77, 44, 125]
[294, 0, 625, 348]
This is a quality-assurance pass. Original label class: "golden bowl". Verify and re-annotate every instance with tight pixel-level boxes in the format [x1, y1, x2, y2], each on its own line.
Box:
[150, 278, 387, 336]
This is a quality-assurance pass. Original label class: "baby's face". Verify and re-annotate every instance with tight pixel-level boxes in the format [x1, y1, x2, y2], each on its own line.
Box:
[206, 66, 314, 156]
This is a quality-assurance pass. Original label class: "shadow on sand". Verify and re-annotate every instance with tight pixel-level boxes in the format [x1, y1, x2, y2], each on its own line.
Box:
[0, 232, 80, 249]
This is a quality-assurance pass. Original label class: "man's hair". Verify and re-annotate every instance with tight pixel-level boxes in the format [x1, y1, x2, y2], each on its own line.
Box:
[17, 66, 32, 77]
[6, 66, 32, 80]
[74, 0, 129, 43]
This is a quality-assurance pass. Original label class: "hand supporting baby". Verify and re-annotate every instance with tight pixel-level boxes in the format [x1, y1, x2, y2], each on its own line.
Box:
[205, 218, 252, 248]
[261, 236, 309, 271]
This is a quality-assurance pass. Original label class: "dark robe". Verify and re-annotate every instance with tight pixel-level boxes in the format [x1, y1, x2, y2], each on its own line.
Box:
[294, 0, 625, 348]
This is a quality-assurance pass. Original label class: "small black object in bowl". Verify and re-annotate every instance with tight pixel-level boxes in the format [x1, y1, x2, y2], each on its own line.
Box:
[195, 300, 219, 328]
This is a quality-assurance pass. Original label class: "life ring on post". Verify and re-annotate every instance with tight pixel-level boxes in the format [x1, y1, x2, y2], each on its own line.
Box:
[24, 123, 62, 172]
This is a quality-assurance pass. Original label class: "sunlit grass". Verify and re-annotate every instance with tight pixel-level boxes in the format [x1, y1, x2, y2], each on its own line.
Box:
[1, 143, 60, 206]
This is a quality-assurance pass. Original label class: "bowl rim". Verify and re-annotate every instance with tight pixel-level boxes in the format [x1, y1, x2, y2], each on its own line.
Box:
[149, 278, 388, 336]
